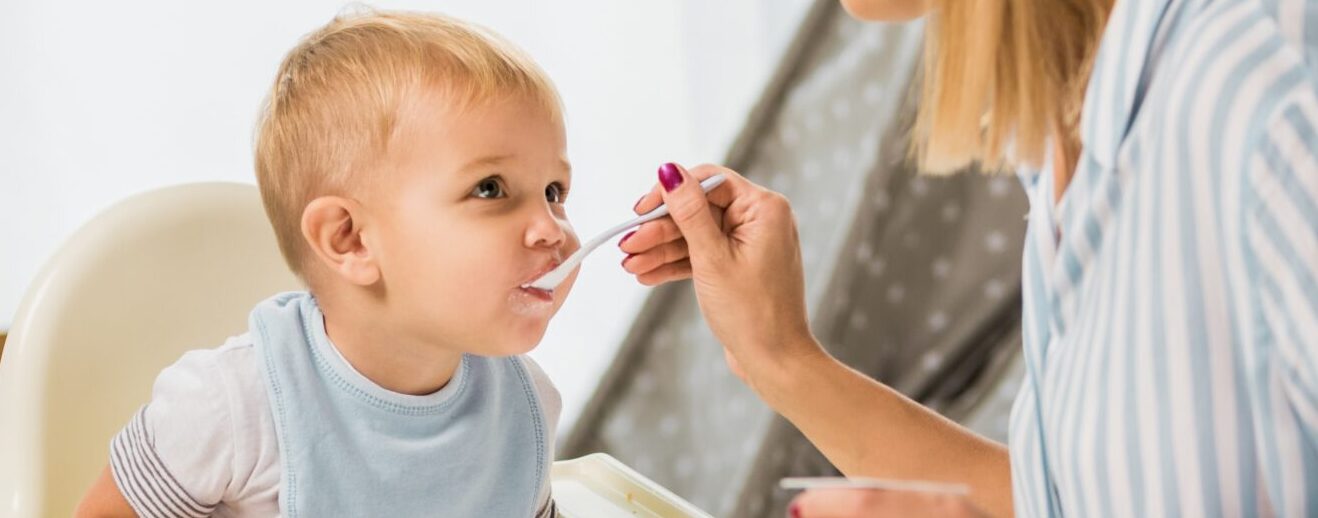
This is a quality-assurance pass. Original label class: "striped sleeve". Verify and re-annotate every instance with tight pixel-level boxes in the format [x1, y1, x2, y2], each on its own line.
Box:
[110, 407, 217, 518]
[1250, 97, 1318, 401]
[1246, 93, 1318, 516]
[535, 496, 558, 518]
[108, 349, 236, 517]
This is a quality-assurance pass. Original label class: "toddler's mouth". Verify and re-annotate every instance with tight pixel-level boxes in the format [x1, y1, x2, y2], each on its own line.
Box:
[517, 262, 559, 301]
[518, 286, 554, 302]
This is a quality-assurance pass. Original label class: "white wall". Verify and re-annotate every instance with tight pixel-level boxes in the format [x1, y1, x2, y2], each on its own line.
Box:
[0, 0, 812, 433]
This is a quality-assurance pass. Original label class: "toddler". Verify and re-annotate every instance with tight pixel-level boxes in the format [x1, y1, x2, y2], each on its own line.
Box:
[76, 9, 578, 517]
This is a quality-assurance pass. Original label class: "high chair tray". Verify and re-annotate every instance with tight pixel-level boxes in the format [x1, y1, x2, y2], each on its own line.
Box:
[551, 453, 713, 518]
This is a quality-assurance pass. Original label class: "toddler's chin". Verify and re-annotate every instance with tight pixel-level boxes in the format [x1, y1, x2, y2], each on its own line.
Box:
[470, 322, 547, 357]
[479, 335, 543, 357]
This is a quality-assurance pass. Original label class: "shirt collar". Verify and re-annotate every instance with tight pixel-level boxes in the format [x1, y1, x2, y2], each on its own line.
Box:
[1080, 0, 1176, 169]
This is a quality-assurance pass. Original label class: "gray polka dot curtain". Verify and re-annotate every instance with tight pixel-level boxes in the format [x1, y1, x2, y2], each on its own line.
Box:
[562, 2, 1029, 516]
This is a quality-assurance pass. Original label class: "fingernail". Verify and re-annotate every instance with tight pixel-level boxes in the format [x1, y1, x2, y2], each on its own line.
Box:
[658, 162, 683, 192]
[788, 502, 801, 518]
[618, 230, 637, 247]
[621, 254, 634, 268]
[633, 195, 646, 212]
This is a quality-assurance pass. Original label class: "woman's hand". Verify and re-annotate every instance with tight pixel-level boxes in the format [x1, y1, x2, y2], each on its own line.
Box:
[789, 488, 987, 518]
[619, 163, 821, 385]
[623, 163, 1014, 517]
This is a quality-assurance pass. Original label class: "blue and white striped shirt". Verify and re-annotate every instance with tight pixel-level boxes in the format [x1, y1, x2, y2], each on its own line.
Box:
[1009, 0, 1318, 516]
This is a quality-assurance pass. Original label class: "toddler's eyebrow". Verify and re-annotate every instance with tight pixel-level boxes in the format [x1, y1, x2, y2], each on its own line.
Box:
[458, 154, 515, 175]
[457, 154, 572, 176]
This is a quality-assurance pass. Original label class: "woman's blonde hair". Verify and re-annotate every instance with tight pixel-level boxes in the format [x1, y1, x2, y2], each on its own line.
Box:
[254, 9, 561, 276]
[913, 0, 1113, 174]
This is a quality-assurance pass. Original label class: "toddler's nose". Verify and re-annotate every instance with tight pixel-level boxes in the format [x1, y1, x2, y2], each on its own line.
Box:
[524, 208, 570, 250]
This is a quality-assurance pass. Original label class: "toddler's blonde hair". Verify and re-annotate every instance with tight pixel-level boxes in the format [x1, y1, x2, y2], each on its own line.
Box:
[254, 8, 562, 276]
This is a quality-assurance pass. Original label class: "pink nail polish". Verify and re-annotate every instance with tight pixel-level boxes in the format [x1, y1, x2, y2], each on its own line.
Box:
[658, 163, 683, 192]
[788, 502, 801, 518]
[619, 230, 637, 247]
[633, 195, 646, 213]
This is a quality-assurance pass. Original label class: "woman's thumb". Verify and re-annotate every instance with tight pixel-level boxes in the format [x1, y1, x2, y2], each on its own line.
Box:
[657, 162, 728, 265]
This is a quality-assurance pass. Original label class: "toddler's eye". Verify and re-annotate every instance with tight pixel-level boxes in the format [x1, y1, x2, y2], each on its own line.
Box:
[545, 182, 567, 204]
[471, 177, 507, 199]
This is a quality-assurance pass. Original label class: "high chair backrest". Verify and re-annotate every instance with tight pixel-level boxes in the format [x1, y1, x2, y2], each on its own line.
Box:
[0, 182, 300, 517]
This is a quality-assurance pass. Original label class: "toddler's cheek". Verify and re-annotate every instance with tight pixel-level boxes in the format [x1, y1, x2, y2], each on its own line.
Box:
[555, 270, 580, 302]
[558, 218, 579, 246]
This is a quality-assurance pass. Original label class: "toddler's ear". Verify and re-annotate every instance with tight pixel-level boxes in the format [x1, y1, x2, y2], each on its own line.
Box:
[300, 196, 381, 286]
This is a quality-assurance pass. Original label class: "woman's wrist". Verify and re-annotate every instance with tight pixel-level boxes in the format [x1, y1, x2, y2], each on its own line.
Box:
[740, 333, 835, 409]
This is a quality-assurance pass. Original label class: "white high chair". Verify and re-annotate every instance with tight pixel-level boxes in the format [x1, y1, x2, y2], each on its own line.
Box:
[0, 183, 709, 518]
[0, 183, 302, 517]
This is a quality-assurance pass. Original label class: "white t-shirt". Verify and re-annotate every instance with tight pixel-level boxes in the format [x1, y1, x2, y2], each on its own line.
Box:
[108, 334, 561, 517]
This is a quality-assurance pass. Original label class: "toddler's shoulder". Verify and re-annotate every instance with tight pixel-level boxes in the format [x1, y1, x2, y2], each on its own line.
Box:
[150, 333, 267, 416]
[110, 333, 275, 515]
[517, 356, 560, 410]
[516, 355, 561, 440]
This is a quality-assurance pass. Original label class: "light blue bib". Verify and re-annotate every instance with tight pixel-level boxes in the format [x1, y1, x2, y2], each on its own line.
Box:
[249, 292, 548, 517]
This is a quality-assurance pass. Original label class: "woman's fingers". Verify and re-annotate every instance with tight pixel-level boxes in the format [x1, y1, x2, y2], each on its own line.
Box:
[790, 489, 985, 518]
[632, 163, 759, 215]
[620, 161, 816, 389]
[620, 204, 725, 256]
[791, 489, 884, 517]
[635, 259, 692, 286]
[619, 218, 683, 255]
[654, 163, 736, 265]
[622, 240, 689, 275]
[631, 182, 665, 216]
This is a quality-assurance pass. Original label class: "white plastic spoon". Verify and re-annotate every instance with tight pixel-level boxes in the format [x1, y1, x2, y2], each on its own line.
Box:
[523, 174, 727, 291]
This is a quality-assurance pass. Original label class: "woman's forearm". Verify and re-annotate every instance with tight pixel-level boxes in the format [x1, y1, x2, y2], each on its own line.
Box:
[753, 340, 1014, 517]
[618, 165, 1012, 514]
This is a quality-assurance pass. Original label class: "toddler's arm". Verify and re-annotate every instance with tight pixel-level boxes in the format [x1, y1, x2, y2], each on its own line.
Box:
[75, 465, 138, 518]
[79, 347, 246, 517]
